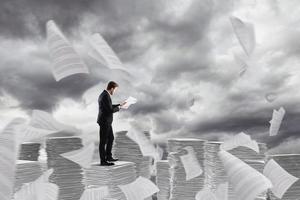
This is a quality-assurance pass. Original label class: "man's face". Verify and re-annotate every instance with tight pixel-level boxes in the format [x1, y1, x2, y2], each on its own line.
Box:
[111, 87, 118, 95]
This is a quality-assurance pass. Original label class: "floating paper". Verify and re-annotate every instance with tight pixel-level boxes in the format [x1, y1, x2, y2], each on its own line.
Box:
[0, 118, 25, 200]
[263, 159, 298, 198]
[218, 150, 272, 200]
[118, 176, 159, 200]
[265, 93, 277, 103]
[61, 142, 95, 168]
[230, 16, 255, 56]
[121, 96, 137, 109]
[30, 110, 81, 134]
[80, 186, 109, 200]
[216, 182, 228, 200]
[269, 107, 285, 136]
[46, 20, 89, 81]
[195, 187, 217, 200]
[179, 146, 203, 181]
[234, 54, 248, 76]
[220, 132, 259, 153]
[88, 33, 125, 70]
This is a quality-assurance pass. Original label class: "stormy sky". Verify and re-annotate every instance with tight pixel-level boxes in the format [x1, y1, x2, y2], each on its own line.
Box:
[1, 0, 300, 152]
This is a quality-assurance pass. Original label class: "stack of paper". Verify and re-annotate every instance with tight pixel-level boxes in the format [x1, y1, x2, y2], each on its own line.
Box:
[265, 154, 300, 199]
[18, 142, 41, 161]
[167, 138, 206, 200]
[84, 161, 137, 200]
[113, 131, 153, 178]
[46, 136, 85, 200]
[228, 142, 267, 161]
[14, 160, 43, 192]
[156, 160, 171, 200]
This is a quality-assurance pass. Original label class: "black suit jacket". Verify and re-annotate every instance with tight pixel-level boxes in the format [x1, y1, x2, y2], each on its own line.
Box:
[97, 90, 120, 125]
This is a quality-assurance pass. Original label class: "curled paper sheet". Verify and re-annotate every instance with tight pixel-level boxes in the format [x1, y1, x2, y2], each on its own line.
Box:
[216, 182, 229, 200]
[121, 96, 137, 109]
[0, 118, 25, 200]
[30, 110, 81, 134]
[218, 150, 272, 200]
[126, 130, 160, 160]
[230, 16, 255, 56]
[265, 93, 277, 103]
[46, 20, 89, 81]
[263, 159, 299, 198]
[179, 146, 203, 181]
[220, 132, 259, 153]
[61, 142, 95, 169]
[269, 107, 285, 136]
[88, 33, 125, 70]
[195, 187, 217, 200]
[79, 186, 109, 200]
[118, 176, 159, 200]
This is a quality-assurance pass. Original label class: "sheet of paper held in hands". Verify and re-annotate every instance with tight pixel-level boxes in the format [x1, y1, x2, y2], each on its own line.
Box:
[269, 107, 285, 136]
[218, 150, 272, 200]
[79, 186, 109, 200]
[220, 132, 259, 153]
[263, 159, 299, 198]
[46, 20, 89, 81]
[61, 142, 95, 169]
[121, 96, 137, 109]
[118, 176, 159, 200]
[179, 146, 203, 181]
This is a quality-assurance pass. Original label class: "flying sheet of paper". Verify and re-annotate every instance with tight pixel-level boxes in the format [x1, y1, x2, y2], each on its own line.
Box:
[118, 176, 159, 200]
[269, 107, 285, 136]
[30, 110, 81, 134]
[179, 146, 203, 181]
[230, 16, 255, 56]
[0, 118, 25, 200]
[79, 186, 109, 200]
[195, 187, 217, 200]
[126, 130, 160, 160]
[218, 150, 272, 200]
[234, 54, 248, 77]
[61, 142, 95, 168]
[16, 124, 57, 144]
[263, 159, 298, 198]
[220, 132, 259, 153]
[46, 20, 89, 81]
[216, 182, 229, 200]
[265, 93, 277, 103]
[88, 33, 125, 70]
[121, 96, 137, 109]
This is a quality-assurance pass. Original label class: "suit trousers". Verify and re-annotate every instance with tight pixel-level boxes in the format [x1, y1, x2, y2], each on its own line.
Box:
[99, 123, 114, 162]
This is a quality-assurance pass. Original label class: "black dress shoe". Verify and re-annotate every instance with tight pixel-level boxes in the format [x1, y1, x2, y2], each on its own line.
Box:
[100, 161, 114, 166]
[106, 157, 119, 162]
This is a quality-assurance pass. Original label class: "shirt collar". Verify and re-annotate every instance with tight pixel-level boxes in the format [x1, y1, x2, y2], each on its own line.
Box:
[105, 89, 111, 96]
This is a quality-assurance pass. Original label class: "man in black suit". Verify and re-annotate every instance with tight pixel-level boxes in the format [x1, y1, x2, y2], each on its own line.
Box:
[97, 81, 125, 166]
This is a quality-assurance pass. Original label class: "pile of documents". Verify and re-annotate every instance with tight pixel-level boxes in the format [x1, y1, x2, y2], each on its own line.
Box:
[14, 160, 43, 192]
[84, 161, 137, 200]
[113, 131, 153, 178]
[266, 154, 300, 199]
[228, 142, 267, 161]
[46, 136, 85, 200]
[167, 138, 206, 200]
[18, 142, 41, 161]
[156, 160, 171, 200]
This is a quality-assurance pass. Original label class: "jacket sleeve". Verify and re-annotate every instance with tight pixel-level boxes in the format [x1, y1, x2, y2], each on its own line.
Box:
[101, 94, 120, 114]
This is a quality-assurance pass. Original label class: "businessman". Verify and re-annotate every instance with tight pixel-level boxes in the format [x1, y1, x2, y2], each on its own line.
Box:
[97, 81, 125, 166]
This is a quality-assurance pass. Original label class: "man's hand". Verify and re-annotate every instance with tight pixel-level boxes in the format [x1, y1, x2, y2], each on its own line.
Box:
[119, 101, 127, 109]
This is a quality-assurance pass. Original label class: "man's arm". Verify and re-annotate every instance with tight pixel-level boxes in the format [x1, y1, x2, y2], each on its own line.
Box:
[101, 94, 120, 113]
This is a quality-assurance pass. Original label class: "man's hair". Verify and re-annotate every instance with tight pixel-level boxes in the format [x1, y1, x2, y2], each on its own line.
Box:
[107, 81, 119, 90]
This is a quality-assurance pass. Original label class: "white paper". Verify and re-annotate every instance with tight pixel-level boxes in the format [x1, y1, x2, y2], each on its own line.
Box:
[88, 33, 125, 70]
[218, 150, 272, 200]
[0, 118, 25, 200]
[216, 182, 228, 200]
[118, 176, 159, 200]
[230, 16, 255, 56]
[195, 187, 217, 200]
[121, 96, 137, 109]
[126, 129, 160, 160]
[30, 110, 81, 134]
[265, 93, 277, 103]
[80, 186, 109, 200]
[269, 107, 285, 136]
[46, 20, 89, 81]
[61, 142, 95, 168]
[179, 146, 203, 181]
[16, 124, 57, 144]
[14, 182, 59, 200]
[220, 132, 259, 153]
[263, 159, 298, 198]
[234, 54, 248, 76]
